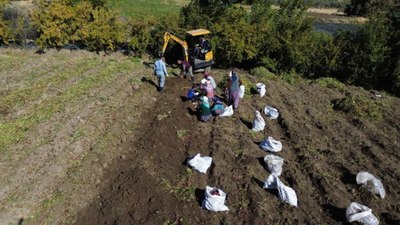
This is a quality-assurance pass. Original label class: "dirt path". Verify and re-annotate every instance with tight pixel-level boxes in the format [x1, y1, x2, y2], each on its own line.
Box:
[74, 70, 400, 225]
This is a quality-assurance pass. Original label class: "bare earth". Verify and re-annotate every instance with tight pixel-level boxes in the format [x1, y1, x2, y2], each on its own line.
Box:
[1, 50, 399, 225]
[74, 70, 400, 224]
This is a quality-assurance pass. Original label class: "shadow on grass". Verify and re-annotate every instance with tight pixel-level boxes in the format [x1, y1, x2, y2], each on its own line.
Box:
[240, 117, 253, 129]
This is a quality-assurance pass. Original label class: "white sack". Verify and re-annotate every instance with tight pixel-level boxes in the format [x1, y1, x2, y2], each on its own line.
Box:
[264, 106, 279, 120]
[346, 202, 379, 225]
[263, 174, 298, 207]
[264, 155, 284, 176]
[187, 153, 212, 174]
[259, 136, 282, 152]
[220, 105, 234, 117]
[252, 111, 265, 132]
[256, 83, 266, 97]
[239, 85, 245, 98]
[356, 172, 385, 198]
[202, 186, 229, 212]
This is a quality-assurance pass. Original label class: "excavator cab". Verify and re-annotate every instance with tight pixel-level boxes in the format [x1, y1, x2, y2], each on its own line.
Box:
[162, 29, 214, 71]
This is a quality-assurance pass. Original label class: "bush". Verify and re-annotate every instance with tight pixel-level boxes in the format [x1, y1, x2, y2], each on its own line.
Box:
[73, 4, 125, 52]
[3, 2, 36, 44]
[32, 0, 76, 49]
[315, 77, 346, 92]
[127, 18, 156, 55]
[0, 0, 13, 44]
[332, 95, 384, 120]
[250, 66, 277, 81]
[279, 69, 300, 85]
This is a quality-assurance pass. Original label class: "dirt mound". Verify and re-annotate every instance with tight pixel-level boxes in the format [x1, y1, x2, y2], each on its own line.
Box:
[73, 69, 400, 225]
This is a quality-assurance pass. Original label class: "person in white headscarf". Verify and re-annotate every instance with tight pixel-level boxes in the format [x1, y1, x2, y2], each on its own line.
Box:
[199, 96, 212, 122]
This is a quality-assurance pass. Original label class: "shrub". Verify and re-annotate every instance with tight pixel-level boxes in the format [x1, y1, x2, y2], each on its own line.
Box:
[315, 77, 346, 92]
[31, 0, 76, 49]
[332, 95, 384, 120]
[3, 2, 36, 45]
[73, 5, 125, 52]
[127, 18, 156, 55]
[0, 0, 13, 44]
[279, 69, 300, 85]
[250, 66, 277, 81]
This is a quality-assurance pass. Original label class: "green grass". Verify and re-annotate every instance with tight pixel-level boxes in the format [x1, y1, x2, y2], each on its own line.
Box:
[332, 95, 386, 121]
[161, 168, 196, 202]
[0, 54, 138, 154]
[315, 77, 346, 92]
[113, 0, 189, 18]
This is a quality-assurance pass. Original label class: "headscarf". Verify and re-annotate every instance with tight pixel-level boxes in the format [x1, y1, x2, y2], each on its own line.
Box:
[201, 96, 209, 108]
[230, 71, 237, 82]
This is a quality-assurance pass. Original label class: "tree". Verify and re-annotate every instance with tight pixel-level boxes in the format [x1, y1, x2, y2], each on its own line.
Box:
[335, 13, 390, 87]
[345, 0, 395, 16]
[0, 0, 13, 44]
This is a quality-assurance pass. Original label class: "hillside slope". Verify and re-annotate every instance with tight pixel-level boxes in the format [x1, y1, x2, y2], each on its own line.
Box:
[0, 49, 399, 224]
[75, 69, 400, 224]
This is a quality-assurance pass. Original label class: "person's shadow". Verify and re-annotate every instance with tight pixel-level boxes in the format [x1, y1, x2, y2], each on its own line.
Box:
[141, 76, 157, 90]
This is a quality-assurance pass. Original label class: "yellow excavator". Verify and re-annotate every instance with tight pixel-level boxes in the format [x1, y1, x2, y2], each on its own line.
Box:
[162, 28, 214, 70]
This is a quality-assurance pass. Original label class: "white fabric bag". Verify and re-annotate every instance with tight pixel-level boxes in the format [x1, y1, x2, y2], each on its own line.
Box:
[256, 83, 266, 97]
[263, 174, 298, 207]
[264, 106, 279, 119]
[264, 155, 284, 176]
[356, 172, 385, 198]
[187, 154, 212, 174]
[202, 186, 229, 212]
[259, 136, 282, 152]
[252, 111, 265, 132]
[346, 202, 379, 225]
[239, 85, 245, 98]
[220, 105, 234, 117]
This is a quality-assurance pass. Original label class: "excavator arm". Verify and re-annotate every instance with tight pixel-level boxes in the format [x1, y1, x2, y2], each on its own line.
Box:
[162, 32, 189, 62]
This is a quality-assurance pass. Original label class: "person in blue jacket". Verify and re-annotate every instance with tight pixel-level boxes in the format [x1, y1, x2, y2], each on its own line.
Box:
[154, 53, 168, 92]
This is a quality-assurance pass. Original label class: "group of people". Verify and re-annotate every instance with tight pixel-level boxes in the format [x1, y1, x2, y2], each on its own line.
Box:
[187, 70, 242, 122]
[153, 53, 242, 122]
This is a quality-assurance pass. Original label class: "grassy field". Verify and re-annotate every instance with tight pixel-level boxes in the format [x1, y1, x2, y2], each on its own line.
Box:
[0, 49, 155, 224]
[114, 0, 189, 18]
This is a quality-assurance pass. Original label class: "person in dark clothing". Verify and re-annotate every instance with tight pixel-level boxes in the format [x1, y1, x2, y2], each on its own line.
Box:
[177, 59, 194, 83]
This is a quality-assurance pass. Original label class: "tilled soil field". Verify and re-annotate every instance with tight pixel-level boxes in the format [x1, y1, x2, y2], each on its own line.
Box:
[74, 69, 400, 225]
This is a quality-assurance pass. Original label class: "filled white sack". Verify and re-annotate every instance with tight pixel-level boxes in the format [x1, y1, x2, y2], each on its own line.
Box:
[187, 153, 212, 174]
[264, 154, 284, 176]
[263, 174, 298, 207]
[259, 136, 282, 152]
[346, 202, 379, 225]
[264, 106, 279, 119]
[202, 186, 229, 212]
[256, 83, 266, 97]
[239, 85, 245, 98]
[220, 105, 234, 117]
[356, 172, 385, 198]
[252, 111, 265, 132]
